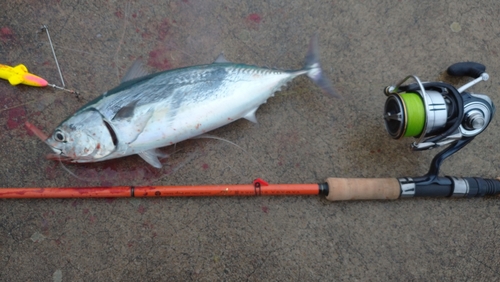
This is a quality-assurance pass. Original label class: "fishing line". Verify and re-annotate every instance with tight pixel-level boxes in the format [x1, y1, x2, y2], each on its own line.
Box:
[193, 134, 261, 168]
[58, 158, 91, 182]
[40, 25, 65, 87]
[192, 134, 266, 181]
[31, 25, 81, 98]
[399, 93, 425, 137]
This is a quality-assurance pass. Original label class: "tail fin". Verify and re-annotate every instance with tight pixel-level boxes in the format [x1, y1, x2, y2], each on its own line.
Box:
[304, 35, 341, 98]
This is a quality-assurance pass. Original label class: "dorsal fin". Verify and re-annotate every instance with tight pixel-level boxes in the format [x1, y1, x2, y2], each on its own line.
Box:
[121, 60, 149, 83]
[214, 53, 230, 63]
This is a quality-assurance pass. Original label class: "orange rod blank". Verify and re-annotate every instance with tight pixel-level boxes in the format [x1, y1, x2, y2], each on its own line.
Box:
[136, 183, 320, 197]
[0, 187, 132, 198]
[0, 183, 321, 199]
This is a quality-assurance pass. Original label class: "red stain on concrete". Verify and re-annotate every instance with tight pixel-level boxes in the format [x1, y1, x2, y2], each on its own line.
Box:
[262, 206, 269, 213]
[246, 13, 262, 30]
[44, 162, 62, 180]
[0, 92, 14, 108]
[148, 48, 171, 70]
[141, 30, 152, 39]
[0, 27, 14, 41]
[61, 159, 163, 187]
[6, 107, 26, 130]
[141, 18, 177, 69]
[138, 205, 146, 214]
[157, 19, 170, 41]
[247, 13, 262, 24]
[115, 10, 124, 19]
[202, 163, 209, 170]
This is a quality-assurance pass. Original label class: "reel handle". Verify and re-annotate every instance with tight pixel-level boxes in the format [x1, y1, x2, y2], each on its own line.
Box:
[447, 62, 486, 79]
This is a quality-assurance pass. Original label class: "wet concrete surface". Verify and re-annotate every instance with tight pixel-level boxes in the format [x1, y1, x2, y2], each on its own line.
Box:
[2, 0, 500, 280]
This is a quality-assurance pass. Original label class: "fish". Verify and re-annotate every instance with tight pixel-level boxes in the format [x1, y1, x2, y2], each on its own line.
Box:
[37, 35, 339, 168]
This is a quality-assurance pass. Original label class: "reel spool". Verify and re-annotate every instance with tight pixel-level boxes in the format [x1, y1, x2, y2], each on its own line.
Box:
[383, 62, 494, 151]
[384, 90, 447, 139]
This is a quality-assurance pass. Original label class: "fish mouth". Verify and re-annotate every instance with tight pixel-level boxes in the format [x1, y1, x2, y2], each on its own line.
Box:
[25, 121, 74, 162]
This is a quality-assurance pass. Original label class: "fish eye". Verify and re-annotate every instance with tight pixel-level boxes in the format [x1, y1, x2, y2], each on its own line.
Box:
[54, 130, 66, 142]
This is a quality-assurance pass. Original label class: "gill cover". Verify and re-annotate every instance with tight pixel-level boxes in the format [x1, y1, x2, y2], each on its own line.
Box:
[47, 109, 117, 161]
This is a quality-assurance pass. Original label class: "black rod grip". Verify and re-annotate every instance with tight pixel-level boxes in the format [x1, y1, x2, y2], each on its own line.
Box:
[414, 177, 453, 197]
[464, 177, 500, 197]
[447, 62, 486, 79]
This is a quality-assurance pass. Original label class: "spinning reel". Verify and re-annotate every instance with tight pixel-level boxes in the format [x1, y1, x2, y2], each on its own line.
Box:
[383, 62, 498, 197]
[384, 62, 493, 150]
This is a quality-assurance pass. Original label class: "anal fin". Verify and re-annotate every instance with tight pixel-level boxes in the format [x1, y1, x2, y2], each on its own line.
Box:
[138, 149, 167, 168]
[243, 108, 258, 123]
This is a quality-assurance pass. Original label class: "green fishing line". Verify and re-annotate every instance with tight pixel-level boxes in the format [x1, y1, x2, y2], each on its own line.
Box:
[400, 93, 425, 137]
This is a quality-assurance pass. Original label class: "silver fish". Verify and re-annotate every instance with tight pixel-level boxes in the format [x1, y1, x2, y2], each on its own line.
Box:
[42, 36, 339, 168]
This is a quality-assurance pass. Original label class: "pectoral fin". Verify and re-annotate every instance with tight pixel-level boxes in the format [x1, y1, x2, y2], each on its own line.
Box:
[138, 149, 165, 168]
[112, 106, 154, 144]
[113, 100, 139, 120]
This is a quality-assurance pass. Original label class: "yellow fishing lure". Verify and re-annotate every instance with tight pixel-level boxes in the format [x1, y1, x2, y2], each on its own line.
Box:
[0, 63, 48, 87]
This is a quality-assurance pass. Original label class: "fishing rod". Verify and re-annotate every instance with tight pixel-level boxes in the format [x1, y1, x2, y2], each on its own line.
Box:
[4, 62, 500, 200]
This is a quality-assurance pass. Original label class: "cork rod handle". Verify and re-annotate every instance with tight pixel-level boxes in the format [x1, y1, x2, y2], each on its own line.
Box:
[325, 178, 401, 201]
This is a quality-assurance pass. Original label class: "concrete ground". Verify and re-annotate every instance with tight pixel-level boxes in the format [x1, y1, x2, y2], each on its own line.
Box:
[1, 0, 500, 280]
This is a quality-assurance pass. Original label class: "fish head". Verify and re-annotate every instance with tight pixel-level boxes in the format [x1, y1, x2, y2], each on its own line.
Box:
[46, 109, 117, 162]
